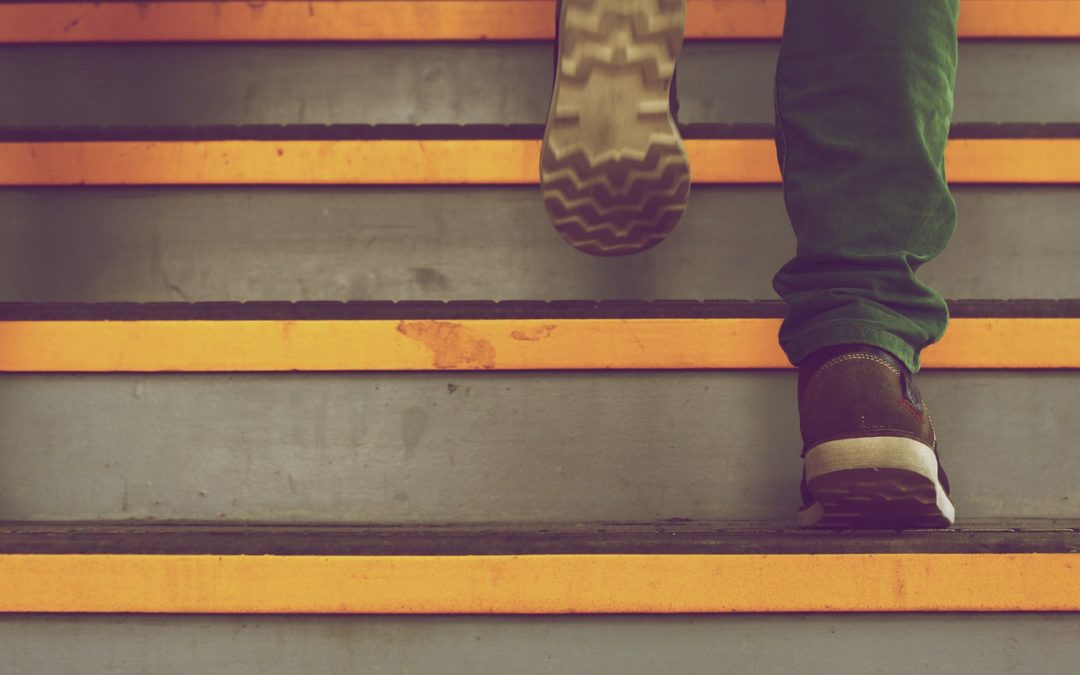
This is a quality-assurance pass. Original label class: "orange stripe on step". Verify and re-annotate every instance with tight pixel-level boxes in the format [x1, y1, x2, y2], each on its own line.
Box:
[0, 553, 1076, 613]
[1, 1, 1078, 42]
[0, 1, 558, 43]
[954, 0, 1080, 38]
[1, 139, 1078, 186]
[0, 318, 1077, 372]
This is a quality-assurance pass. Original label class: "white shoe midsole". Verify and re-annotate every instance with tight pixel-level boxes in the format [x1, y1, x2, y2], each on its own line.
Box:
[804, 436, 940, 482]
[802, 436, 955, 524]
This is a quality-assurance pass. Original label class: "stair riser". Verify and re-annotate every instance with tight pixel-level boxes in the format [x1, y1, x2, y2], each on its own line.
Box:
[0, 43, 1076, 126]
[0, 371, 1075, 522]
[0, 614, 1077, 674]
[1, 186, 1077, 302]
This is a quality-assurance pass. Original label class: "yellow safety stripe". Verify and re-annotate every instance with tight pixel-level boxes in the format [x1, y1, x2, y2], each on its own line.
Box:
[1, 139, 1078, 185]
[1, 1, 1078, 43]
[0, 553, 1076, 613]
[1, 318, 1078, 371]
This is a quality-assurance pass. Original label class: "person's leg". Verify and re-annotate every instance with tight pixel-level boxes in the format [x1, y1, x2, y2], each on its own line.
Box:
[773, 0, 959, 373]
[775, 0, 960, 528]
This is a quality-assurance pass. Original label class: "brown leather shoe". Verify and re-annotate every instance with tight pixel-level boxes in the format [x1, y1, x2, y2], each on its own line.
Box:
[796, 344, 955, 529]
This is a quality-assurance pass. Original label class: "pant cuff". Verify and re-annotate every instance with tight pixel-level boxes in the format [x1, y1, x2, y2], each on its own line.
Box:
[780, 321, 922, 373]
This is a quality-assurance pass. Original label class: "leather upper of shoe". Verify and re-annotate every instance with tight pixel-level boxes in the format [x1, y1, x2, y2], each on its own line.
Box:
[796, 344, 950, 506]
[797, 344, 939, 461]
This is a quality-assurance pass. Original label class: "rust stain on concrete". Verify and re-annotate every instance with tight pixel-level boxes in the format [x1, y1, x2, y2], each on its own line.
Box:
[397, 321, 496, 369]
[510, 324, 556, 342]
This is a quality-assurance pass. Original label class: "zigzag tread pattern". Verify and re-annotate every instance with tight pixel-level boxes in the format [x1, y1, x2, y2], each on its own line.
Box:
[560, 0, 685, 83]
[542, 0, 689, 257]
[541, 140, 690, 256]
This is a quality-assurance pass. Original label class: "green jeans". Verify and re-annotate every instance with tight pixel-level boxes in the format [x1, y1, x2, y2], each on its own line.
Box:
[773, 0, 960, 372]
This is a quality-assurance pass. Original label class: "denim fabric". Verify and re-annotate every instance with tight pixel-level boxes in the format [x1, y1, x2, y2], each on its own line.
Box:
[773, 0, 960, 372]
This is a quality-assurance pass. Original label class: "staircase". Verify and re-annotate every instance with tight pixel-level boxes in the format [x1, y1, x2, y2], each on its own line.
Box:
[0, 1, 1078, 672]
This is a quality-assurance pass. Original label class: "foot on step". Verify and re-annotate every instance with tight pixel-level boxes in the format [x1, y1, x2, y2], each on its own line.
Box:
[796, 344, 955, 529]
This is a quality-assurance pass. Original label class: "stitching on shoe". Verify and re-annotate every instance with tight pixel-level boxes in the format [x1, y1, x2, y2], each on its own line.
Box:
[806, 353, 901, 394]
[925, 404, 938, 449]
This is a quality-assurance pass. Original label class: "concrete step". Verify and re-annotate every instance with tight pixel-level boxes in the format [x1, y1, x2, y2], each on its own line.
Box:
[0, 526, 1077, 613]
[0, 1, 1074, 664]
[0, 42, 1077, 126]
[2, 612, 1078, 675]
[0, 528, 1077, 612]
[1, 185, 1078, 302]
[4, 522, 1079, 555]
[2, 523, 1077, 670]
[0, 369, 1075, 522]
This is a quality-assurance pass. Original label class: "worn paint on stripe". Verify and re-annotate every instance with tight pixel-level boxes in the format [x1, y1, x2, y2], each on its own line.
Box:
[0, 553, 1076, 613]
[1, 139, 1078, 185]
[0, 318, 1078, 372]
[2, 1, 1079, 42]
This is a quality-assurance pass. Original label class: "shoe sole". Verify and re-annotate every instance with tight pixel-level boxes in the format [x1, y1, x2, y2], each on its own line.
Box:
[798, 436, 956, 529]
[541, 0, 690, 257]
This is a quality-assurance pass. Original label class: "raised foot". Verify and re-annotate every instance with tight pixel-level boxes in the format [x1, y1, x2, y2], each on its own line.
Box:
[542, 0, 689, 257]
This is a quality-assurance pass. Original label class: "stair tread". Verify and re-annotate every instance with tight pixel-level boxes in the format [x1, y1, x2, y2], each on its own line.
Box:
[2, 299, 1080, 320]
[1, 122, 1078, 142]
[3, 521, 1078, 555]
